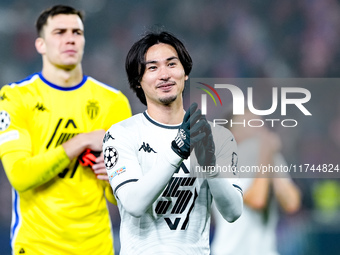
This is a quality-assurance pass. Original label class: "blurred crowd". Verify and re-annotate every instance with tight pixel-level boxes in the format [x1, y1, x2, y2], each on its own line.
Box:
[1, 0, 340, 254]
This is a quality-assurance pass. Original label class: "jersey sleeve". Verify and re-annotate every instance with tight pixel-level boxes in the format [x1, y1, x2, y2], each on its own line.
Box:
[205, 124, 243, 222]
[213, 124, 243, 195]
[103, 123, 143, 196]
[0, 85, 71, 191]
[0, 85, 32, 155]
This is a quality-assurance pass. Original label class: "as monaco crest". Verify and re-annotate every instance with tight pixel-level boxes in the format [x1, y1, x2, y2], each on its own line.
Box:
[86, 100, 99, 120]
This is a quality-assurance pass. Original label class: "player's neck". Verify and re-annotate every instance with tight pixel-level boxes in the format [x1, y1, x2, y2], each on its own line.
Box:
[41, 64, 83, 88]
[147, 100, 185, 125]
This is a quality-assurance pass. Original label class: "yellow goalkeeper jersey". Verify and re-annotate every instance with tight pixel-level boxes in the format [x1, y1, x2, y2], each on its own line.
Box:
[0, 72, 131, 255]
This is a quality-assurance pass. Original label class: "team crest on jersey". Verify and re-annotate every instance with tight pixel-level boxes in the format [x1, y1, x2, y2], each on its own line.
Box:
[104, 146, 119, 169]
[108, 166, 126, 181]
[0, 110, 10, 131]
[86, 100, 99, 120]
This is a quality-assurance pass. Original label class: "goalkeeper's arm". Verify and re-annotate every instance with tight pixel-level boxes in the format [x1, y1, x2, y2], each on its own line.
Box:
[2, 130, 106, 192]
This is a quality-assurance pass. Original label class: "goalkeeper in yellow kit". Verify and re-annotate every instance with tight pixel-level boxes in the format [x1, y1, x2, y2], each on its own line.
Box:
[0, 5, 131, 255]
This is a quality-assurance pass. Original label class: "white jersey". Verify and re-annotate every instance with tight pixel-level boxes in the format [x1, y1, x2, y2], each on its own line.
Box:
[103, 111, 240, 255]
[211, 137, 286, 255]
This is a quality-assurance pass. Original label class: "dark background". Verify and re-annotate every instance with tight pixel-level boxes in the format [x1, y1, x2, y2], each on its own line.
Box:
[1, 0, 340, 254]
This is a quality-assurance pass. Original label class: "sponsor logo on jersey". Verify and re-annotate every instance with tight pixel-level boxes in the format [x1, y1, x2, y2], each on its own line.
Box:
[155, 163, 198, 230]
[46, 118, 79, 149]
[103, 131, 115, 143]
[0, 110, 10, 131]
[55, 133, 79, 147]
[86, 100, 99, 120]
[0, 92, 8, 101]
[33, 102, 48, 111]
[139, 142, 157, 153]
[104, 146, 119, 169]
[108, 166, 126, 181]
[174, 129, 186, 148]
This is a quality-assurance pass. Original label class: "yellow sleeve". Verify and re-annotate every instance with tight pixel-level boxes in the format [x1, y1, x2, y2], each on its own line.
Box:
[103, 181, 117, 205]
[2, 146, 71, 192]
[0, 85, 71, 191]
[0, 85, 32, 155]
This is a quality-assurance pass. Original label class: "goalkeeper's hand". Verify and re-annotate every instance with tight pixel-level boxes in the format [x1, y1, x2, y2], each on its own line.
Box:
[79, 150, 109, 181]
[78, 149, 101, 167]
[171, 103, 207, 159]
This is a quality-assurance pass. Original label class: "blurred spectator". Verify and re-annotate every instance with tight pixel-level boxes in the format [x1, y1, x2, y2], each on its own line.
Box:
[0, 0, 340, 254]
[211, 110, 301, 255]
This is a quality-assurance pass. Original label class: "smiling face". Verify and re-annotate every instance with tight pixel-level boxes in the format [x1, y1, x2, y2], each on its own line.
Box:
[35, 14, 85, 70]
[140, 43, 188, 106]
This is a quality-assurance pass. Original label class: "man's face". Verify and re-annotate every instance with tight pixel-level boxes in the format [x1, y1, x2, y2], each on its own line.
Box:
[37, 14, 85, 70]
[140, 43, 188, 106]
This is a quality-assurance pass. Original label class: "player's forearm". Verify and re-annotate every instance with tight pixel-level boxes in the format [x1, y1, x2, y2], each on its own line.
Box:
[62, 132, 93, 160]
[2, 146, 70, 192]
[243, 141, 276, 210]
[208, 178, 243, 222]
[273, 178, 301, 214]
[243, 177, 271, 210]
[117, 151, 183, 218]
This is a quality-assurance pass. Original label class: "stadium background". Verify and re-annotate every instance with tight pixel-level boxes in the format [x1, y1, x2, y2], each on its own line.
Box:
[1, 0, 340, 254]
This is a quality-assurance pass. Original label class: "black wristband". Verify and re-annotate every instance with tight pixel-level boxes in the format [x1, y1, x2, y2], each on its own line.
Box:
[171, 140, 189, 159]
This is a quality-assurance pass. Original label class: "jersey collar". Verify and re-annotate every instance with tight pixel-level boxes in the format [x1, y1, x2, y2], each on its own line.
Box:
[143, 111, 180, 129]
[38, 72, 88, 91]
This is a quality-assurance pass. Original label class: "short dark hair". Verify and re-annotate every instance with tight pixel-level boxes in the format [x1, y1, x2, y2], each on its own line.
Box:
[125, 31, 193, 105]
[35, 5, 84, 37]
